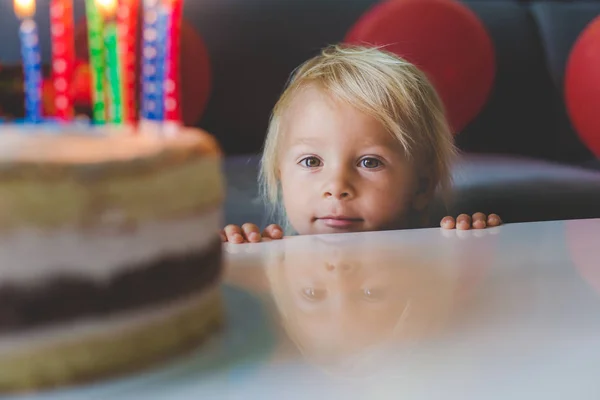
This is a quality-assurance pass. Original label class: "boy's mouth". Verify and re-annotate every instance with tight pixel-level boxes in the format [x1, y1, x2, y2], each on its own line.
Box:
[316, 216, 363, 229]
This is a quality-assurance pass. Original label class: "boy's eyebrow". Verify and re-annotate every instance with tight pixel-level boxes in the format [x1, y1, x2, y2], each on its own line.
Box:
[289, 136, 322, 146]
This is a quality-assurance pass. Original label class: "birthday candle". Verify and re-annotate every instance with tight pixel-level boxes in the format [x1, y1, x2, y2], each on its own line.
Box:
[140, 0, 165, 122]
[153, 2, 171, 122]
[163, 0, 183, 126]
[97, 0, 124, 124]
[14, 0, 42, 123]
[117, 0, 140, 124]
[85, 0, 107, 123]
[50, 0, 75, 121]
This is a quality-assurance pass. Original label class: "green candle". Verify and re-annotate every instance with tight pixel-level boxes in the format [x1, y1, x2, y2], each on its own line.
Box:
[85, 0, 106, 124]
[103, 20, 124, 124]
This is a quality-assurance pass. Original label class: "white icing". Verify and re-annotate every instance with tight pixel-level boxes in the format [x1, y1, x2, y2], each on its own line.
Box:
[0, 126, 208, 164]
[0, 208, 222, 285]
[0, 285, 220, 356]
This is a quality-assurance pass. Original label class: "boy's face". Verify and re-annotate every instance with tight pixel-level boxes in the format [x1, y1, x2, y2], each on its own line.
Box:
[279, 85, 418, 235]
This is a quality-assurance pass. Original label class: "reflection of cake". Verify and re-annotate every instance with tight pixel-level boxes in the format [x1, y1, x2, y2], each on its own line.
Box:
[0, 126, 225, 392]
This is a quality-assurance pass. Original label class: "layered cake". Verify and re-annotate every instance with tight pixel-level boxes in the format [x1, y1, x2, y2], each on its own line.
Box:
[0, 126, 225, 392]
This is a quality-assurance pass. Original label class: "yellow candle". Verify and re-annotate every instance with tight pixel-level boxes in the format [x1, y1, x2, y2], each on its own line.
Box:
[95, 0, 118, 18]
[14, 0, 35, 19]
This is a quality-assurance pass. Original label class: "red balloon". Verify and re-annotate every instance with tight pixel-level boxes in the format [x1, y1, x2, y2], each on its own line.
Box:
[179, 21, 212, 127]
[565, 16, 600, 158]
[345, 0, 496, 135]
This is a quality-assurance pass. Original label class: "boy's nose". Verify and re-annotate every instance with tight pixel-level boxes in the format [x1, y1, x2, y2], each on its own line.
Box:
[322, 176, 355, 200]
[324, 189, 351, 199]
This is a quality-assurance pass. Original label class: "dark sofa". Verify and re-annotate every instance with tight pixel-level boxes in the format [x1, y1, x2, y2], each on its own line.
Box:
[0, 0, 599, 228]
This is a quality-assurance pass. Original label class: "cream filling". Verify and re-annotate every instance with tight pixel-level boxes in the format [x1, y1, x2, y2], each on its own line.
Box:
[0, 285, 221, 357]
[0, 208, 222, 286]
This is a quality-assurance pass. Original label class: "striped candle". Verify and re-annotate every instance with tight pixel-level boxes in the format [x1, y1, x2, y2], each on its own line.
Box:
[50, 0, 75, 121]
[85, 0, 107, 124]
[19, 19, 42, 123]
[104, 21, 124, 123]
[163, 0, 183, 126]
[153, 2, 170, 122]
[97, 0, 125, 124]
[117, 0, 140, 123]
[13, 0, 43, 124]
[140, 0, 166, 122]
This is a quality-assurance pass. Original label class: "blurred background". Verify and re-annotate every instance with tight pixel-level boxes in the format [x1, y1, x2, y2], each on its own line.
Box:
[0, 0, 600, 226]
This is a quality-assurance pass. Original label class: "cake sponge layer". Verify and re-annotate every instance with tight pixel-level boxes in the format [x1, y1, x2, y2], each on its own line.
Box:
[0, 128, 224, 230]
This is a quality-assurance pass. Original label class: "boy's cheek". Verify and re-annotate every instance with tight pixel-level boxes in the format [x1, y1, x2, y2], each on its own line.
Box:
[361, 195, 413, 229]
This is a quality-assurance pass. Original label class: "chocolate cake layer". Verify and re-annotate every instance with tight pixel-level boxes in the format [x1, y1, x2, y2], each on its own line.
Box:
[0, 238, 222, 334]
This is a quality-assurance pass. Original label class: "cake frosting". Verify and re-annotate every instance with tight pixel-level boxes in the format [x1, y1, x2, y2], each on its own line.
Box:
[0, 126, 216, 164]
[0, 124, 226, 392]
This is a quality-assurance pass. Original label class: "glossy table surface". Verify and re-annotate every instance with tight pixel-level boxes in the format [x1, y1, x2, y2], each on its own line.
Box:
[8, 218, 600, 400]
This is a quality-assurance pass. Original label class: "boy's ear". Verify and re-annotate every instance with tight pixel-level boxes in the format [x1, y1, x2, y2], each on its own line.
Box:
[412, 176, 434, 211]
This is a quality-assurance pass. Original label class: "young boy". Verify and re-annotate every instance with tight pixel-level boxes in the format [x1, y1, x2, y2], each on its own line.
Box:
[222, 45, 501, 243]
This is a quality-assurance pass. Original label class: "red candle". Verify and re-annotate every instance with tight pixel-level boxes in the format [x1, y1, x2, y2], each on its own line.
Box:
[164, 0, 183, 125]
[50, 0, 75, 120]
[117, 0, 140, 124]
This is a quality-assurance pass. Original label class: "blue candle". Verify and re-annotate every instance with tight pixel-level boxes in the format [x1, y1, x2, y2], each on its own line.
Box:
[17, 16, 43, 123]
[154, 3, 170, 122]
[140, 0, 168, 122]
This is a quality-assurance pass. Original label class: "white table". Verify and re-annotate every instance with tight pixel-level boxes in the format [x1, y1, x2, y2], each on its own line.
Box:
[8, 219, 600, 400]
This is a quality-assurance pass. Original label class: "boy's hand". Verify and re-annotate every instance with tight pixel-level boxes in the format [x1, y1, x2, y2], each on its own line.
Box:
[221, 223, 284, 243]
[440, 213, 502, 230]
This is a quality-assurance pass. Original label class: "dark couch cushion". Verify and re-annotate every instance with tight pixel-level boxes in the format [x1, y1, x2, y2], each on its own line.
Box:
[528, 2, 600, 162]
[454, 2, 564, 161]
[531, 1, 600, 90]
[431, 154, 600, 223]
[223, 154, 600, 229]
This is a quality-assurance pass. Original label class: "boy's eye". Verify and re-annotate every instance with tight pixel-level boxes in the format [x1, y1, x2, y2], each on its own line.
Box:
[299, 156, 322, 168]
[360, 157, 382, 169]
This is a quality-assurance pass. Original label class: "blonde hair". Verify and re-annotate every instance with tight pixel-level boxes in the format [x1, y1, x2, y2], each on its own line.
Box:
[259, 44, 457, 231]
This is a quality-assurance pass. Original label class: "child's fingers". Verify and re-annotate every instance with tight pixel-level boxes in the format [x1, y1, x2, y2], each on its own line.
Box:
[487, 214, 502, 227]
[472, 212, 487, 229]
[440, 216, 456, 230]
[220, 230, 227, 242]
[472, 219, 487, 229]
[456, 214, 471, 230]
[472, 212, 486, 222]
[224, 224, 245, 244]
[241, 223, 262, 243]
[263, 224, 284, 239]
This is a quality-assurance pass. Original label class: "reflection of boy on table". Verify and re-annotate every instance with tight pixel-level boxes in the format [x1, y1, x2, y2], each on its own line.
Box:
[263, 234, 475, 376]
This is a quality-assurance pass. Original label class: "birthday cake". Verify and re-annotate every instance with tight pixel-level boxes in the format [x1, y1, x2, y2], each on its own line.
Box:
[0, 125, 225, 392]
